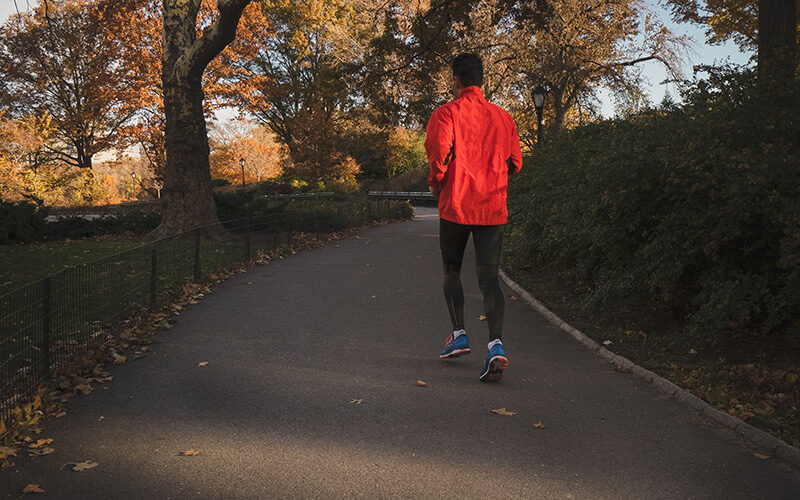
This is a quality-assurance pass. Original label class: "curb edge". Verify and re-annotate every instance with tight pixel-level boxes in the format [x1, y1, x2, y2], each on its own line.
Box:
[499, 268, 800, 470]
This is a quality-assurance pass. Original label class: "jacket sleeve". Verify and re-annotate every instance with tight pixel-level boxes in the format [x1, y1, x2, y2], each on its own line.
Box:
[425, 106, 454, 190]
[507, 115, 523, 175]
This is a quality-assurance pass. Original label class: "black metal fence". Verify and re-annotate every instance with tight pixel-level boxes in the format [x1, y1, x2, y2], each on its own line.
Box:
[0, 198, 409, 420]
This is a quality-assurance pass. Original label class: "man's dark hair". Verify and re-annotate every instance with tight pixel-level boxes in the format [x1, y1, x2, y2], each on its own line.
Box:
[452, 53, 483, 88]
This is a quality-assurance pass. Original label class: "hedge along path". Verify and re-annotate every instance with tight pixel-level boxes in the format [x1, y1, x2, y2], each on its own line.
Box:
[498, 269, 800, 470]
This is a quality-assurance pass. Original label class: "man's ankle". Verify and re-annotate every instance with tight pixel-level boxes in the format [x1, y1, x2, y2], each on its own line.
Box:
[487, 339, 502, 350]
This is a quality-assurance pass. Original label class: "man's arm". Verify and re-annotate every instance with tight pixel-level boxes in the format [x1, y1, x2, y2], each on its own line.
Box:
[425, 107, 454, 196]
[507, 116, 523, 175]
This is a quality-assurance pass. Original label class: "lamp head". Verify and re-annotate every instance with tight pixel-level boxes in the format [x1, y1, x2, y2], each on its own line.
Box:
[532, 85, 548, 109]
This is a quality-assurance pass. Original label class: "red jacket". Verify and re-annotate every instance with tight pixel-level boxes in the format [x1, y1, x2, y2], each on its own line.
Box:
[425, 86, 523, 225]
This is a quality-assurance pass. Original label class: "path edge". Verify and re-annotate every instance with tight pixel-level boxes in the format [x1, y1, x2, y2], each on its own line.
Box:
[498, 268, 800, 470]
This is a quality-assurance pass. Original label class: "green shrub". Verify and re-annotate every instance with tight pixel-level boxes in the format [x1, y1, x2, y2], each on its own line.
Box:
[0, 201, 47, 244]
[506, 65, 800, 345]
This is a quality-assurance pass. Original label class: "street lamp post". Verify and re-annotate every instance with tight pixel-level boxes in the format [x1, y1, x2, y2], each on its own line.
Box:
[130, 172, 138, 200]
[532, 85, 548, 144]
[239, 157, 246, 190]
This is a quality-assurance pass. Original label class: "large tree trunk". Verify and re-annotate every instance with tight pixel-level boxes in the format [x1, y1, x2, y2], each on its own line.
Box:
[758, 0, 798, 80]
[148, 0, 251, 239]
[155, 81, 220, 236]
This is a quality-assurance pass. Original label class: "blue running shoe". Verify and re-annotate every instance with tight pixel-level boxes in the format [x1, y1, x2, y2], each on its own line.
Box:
[479, 343, 508, 381]
[439, 332, 470, 358]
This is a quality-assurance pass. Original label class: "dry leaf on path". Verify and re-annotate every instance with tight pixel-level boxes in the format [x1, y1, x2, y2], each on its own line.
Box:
[478, 315, 487, 321]
[509, 295, 519, 301]
[350, 398, 364, 405]
[753, 453, 770, 460]
[22, 484, 44, 494]
[490, 408, 517, 416]
[615, 365, 630, 373]
[602, 340, 612, 346]
[533, 421, 545, 429]
[198, 362, 209, 367]
[112, 353, 126, 365]
[417, 380, 427, 387]
[0, 446, 18, 457]
[179, 449, 199, 456]
[28, 439, 53, 449]
[63, 460, 98, 471]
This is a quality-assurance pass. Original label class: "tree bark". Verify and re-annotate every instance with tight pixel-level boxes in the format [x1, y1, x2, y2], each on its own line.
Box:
[148, 0, 251, 239]
[757, 0, 798, 80]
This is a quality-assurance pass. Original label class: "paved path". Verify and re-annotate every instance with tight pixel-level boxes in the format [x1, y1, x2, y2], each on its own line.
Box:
[3, 207, 800, 498]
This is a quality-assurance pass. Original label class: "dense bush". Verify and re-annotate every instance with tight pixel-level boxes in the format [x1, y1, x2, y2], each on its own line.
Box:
[0, 200, 47, 243]
[506, 65, 800, 345]
[0, 200, 161, 244]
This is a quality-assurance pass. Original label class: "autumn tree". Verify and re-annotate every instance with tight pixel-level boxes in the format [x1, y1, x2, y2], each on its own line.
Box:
[0, 0, 148, 171]
[152, 0, 258, 238]
[665, 0, 798, 78]
[209, 121, 285, 183]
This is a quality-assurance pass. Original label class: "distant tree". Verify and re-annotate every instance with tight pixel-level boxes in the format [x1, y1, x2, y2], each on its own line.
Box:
[0, 0, 147, 171]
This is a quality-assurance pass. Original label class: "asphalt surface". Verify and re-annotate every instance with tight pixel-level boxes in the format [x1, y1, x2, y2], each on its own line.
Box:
[3, 207, 800, 498]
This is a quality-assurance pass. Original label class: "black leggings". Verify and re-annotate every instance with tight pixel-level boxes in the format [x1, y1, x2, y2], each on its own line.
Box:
[439, 218, 504, 341]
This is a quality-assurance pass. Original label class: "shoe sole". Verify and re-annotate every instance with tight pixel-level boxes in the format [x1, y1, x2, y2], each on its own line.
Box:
[479, 355, 508, 382]
[440, 348, 471, 359]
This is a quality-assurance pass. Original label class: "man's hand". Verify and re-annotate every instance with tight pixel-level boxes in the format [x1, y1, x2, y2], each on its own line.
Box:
[430, 184, 440, 198]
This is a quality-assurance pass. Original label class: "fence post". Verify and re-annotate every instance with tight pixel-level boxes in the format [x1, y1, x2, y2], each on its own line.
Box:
[194, 233, 201, 280]
[367, 201, 372, 223]
[150, 246, 157, 307]
[287, 221, 293, 247]
[246, 217, 251, 260]
[272, 228, 277, 253]
[314, 210, 319, 240]
[41, 276, 52, 379]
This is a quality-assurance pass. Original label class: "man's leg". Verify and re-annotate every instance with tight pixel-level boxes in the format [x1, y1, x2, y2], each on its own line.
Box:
[439, 218, 471, 332]
[472, 224, 505, 341]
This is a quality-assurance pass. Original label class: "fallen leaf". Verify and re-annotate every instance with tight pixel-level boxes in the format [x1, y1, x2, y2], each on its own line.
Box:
[602, 340, 612, 346]
[615, 365, 630, 373]
[22, 484, 44, 494]
[0, 446, 18, 457]
[140, 346, 150, 352]
[198, 361, 209, 367]
[533, 421, 545, 429]
[28, 439, 53, 449]
[28, 447, 55, 457]
[66, 460, 98, 471]
[753, 453, 770, 459]
[478, 315, 487, 321]
[417, 380, 427, 387]
[98, 416, 104, 422]
[786, 373, 798, 384]
[179, 449, 199, 456]
[490, 408, 517, 416]
[112, 353, 126, 365]
[350, 398, 364, 405]
[509, 295, 519, 301]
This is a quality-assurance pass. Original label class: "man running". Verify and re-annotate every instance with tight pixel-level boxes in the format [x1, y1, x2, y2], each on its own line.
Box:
[425, 53, 523, 382]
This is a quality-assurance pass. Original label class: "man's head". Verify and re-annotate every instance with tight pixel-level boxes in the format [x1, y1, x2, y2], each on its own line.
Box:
[452, 53, 483, 98]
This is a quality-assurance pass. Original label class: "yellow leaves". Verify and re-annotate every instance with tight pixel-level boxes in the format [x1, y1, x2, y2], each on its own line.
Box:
[22, 483, 45, 494]
[179, 449, 200, 456]
[490, 408, 517, 416]
[416, 380, 427, 387]
[28, 438, 53, 449]
[198, 361, 209, 367]
[62, 460, 98, 471]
